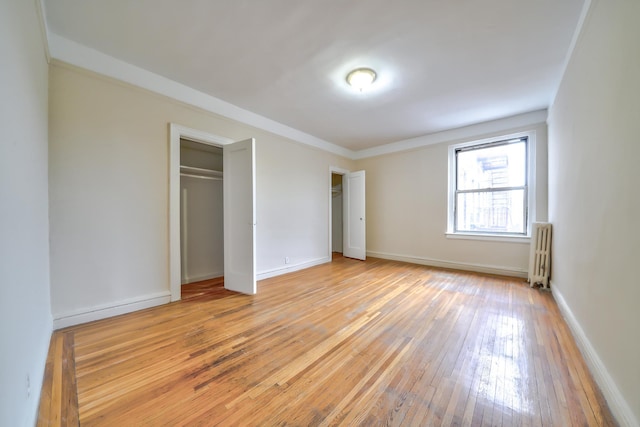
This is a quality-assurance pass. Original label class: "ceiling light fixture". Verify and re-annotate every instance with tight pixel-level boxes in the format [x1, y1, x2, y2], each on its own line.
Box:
[346, 68, 377, 91]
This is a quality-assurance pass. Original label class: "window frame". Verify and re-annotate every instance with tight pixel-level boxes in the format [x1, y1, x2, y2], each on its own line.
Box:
[446, 131, 536, 242]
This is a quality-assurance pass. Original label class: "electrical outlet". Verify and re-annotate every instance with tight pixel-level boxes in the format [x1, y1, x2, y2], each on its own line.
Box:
[26, 374, 31, 398]
[285, 257, 290, 264]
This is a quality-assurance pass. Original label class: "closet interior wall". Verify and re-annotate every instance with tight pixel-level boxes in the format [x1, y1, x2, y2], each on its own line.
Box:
[180, 139, 224, 284]
[331, 173, 343, 253]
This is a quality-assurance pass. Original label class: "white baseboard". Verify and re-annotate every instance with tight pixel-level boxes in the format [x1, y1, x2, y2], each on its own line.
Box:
[367, 250, 528, 278]
[552, 282, 638, 427]
[53, 291, 171, 329]
[257, 256, 330, 280]
[181, 271, 224, 285]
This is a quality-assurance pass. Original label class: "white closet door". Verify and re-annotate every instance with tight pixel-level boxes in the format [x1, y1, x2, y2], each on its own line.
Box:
[343, 170, 366, 260]
[223, 138, 256, 294]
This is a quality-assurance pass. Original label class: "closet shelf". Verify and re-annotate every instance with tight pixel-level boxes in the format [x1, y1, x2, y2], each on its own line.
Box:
[180, 165, 223, 179]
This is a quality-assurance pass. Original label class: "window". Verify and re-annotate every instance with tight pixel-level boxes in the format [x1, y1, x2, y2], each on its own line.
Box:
[448, 133, 534, 239]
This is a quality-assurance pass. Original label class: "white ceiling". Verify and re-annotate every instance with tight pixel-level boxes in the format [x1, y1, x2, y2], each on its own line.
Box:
[42, 0, 585, 152]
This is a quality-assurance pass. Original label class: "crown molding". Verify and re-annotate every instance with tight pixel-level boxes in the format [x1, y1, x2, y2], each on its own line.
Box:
[47, 33, 355, 159]
[46, 32, 548, 162]
[549, 0, 593, 107]
[353, 110, 548, 160]
[35, 0, 50, 63]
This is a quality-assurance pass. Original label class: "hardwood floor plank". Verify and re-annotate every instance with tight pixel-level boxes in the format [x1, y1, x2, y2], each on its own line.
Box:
[37, 331, 79, 427]
[36, 334, 56, 426]
[60, 332, 79, 426]
[36, 257, 618, 426]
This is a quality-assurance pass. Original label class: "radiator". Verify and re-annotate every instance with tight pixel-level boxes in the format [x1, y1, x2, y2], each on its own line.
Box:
[528, 222, 552, 289]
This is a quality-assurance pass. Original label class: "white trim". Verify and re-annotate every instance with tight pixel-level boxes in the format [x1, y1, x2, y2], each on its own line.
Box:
[447, 130, 537, 238]
[354, 110, 547, 160]
[53, 291, 171, 329]
[44, 32, 552, 163]
[257, 256, 330, 280]
[367, 250, 528, 278]
[171, 124, 234, 146]
[330, 166, 351, 175]
[181, 272, 224, 285]
[549, 0, 593, 107]
[35, 0, 51, 62]
[47, 33, 353, 159]
[445, 232, 530, 244]
[169, 123, 232, 302]
[44, 33, 551, 162]
[552, 282, 639, 427]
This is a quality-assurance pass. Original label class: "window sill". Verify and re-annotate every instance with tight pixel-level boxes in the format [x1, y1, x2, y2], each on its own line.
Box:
[445, 232, 530, 244]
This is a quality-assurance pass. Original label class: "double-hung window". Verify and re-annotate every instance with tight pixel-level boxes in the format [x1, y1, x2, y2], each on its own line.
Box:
[448, 133, 533, 238]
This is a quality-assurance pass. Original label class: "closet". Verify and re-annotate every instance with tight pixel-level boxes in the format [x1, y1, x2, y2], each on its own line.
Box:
[180, 139, 224, 284]
[331, 173, 343, 254]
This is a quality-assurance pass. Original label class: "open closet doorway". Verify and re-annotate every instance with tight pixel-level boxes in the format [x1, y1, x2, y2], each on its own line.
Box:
[169, 124, 256, 301]
[331, 173, 344, 259]
[179, 139, 224, 298]
[330, 167, 366, 261]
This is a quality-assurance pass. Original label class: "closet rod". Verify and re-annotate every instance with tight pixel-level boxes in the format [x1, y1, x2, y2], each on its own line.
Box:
[180, 173, 223, 181]
[180, 165, 223, 176]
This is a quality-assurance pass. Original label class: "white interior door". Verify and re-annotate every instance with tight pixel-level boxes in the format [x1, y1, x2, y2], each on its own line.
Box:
[343, 170, 366, 260]
[223, 138, 256, 294]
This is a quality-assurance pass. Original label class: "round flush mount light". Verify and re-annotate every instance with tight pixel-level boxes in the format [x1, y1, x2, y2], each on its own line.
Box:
[346, 67, 377, 91]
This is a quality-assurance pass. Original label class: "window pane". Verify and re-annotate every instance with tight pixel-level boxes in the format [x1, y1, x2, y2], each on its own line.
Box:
[457, 141, 526, 190]
[456, 189, 525, 234]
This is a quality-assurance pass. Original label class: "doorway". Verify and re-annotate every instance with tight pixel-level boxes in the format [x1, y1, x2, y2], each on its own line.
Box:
[179, 139, 224, 296]
[331, 173, 344, 258]
[169, 124, 256, 301]
[329, 167, 366, 261]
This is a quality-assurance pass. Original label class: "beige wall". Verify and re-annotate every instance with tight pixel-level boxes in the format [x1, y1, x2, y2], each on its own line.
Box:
[355, 121, 547, 276]
[548, 0, 640, 423]
[0, 1, 52, 425]
[49, 62, 354, 322]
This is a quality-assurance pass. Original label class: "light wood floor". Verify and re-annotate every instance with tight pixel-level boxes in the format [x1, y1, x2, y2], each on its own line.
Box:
[38, 256, 616, 426]
[181, 276, 227, 301]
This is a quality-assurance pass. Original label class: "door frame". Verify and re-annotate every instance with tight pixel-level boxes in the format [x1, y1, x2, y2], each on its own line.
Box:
[328, 166, 350, 260]
[169, 123, 233, 302]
